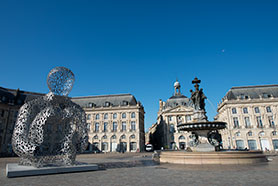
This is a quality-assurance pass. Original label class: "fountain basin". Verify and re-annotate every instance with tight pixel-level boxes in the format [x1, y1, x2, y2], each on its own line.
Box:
[177, 121, 226, 131]
[155, 150, 268, 165]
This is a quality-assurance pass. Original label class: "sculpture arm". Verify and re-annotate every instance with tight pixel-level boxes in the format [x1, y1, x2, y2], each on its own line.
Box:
[12, 102, 38, 157]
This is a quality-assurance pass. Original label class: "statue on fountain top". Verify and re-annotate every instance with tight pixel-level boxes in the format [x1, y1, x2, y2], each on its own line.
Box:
[190, 77, 207, 111]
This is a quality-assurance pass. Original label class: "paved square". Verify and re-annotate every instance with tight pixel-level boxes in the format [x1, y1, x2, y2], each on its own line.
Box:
[1, 153, 278, 186]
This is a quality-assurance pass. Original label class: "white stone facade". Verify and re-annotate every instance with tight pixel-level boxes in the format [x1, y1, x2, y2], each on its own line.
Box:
[215, 85, 278, 152]
[72, 94, 145, 153]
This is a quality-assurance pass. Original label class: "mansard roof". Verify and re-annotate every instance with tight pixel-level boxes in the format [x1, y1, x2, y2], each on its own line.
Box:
[225, 84, 278, 100]
[0, 86, 44, 105]
[72, 94, 138, 108]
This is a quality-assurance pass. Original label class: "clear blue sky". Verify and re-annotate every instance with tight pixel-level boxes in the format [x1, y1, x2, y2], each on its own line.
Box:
[1, 0, 277, 131]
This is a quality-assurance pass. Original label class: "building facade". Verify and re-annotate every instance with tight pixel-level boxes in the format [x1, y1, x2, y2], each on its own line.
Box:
[146, 81, 195, 150]
[215, 85, 278, 152]
[72, 94, 145, 153]
[0, 87, 43, 156]
[0, 86, 145, 156]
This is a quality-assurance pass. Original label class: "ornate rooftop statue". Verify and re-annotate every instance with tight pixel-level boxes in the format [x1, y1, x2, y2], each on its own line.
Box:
[12, 67, 88, 167]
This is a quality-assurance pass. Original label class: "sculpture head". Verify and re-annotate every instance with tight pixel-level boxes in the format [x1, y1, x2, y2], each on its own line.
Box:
[47, 67, 75, 96]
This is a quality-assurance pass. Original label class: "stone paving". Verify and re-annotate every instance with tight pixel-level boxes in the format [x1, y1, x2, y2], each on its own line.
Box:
[1, 152, 278, 186]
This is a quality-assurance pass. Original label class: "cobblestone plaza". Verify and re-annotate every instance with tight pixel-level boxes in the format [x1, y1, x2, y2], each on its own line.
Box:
[1, 153, 278, 186]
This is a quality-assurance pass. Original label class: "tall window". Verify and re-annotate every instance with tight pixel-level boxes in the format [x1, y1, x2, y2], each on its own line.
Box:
[95, 123, 99, 132]
[233, 117, 239, 128]
[243, 107, 248, 114]
[95, 114, 100, 120]
[266, 106, 272, 113]
[130, 142, 137, 151]
[244, 117, 251, 128]
[186, 115, 191, 122]
[102, 142, 108, 151]
[169, 124, 174, 133]
[113, 122, 117, 131]
[113, 113, 117, 119]
[236, 140, 244, 149]
[122, 122, 126, 131]
[104, 113, 108, 120]
[254, 107, 260, 113]
[169, 116, 172, 121]
[273, 140, 278, 150]
[131, 121, 136, 131]
[268, 116, 275, 128]
[248, 140, 257, 150]
[256, 116, 263, 128]
[232, 108, 237, 114]
[87, 114, 91, 120]
[131, 112, 136, 118]
[103, 122, 108, 132]
[122, 113, 126, 119]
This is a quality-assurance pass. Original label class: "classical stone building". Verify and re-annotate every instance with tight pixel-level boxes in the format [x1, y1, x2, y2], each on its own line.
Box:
[0, 87, 43, 156]
[146, 81, 195, 150]
[215, 85, 278, 152]
[0, 86, 145, 156]
[72, 94, 145, 152]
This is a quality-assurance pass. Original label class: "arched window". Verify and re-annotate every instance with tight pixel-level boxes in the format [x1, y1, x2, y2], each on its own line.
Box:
[122, 113, 126, 119]
[243, 107, 248, 114]
[259, 131, 265, 136]
[87, 114, 91, 120]
[113, 113, 117, 119]
[272, 131, 277, 136]
[232, 108, 237, 114]
[247, 131, 253, 136]
[121, 122, 126, 131]
[111, 135, 116, 139]
[113, 122, 117, 132]
[179, 135, 185, 140]
[131, 121, 136, 131]
[95, 114, 100, 120]
[104, 113, 108, 120]
[103, 122, 108, 132]
[131, 112, 136, 118]
[169, 124, 175, 133]
[102, 135, 107, 139]
[94, 123, 99, 132]
[130, 134, 135, 139]
[266, 106, 272, 113]
[235, 132, 241, 137]
[121, 135, 126, 139]
[93, 135, 98, 139]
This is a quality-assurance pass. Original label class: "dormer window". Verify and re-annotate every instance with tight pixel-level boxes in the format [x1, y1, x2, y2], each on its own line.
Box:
[88, 102, 95, 107]
[122, 101, 128, 106]
[263, 93, 271, 98]
[240, 94, 248, 99]
[105, 102, 110, 107]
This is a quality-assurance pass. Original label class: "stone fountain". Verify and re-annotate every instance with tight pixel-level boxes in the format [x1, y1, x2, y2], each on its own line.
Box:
[156, 78, 268, 165]
[177, 77, 226, 152]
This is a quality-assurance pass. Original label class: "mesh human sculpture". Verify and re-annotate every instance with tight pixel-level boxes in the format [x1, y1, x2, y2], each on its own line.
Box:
[12, 67, 88, 167]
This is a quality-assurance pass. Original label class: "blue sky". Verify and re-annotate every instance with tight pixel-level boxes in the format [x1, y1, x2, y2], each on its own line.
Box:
[0, 0, 277, 131]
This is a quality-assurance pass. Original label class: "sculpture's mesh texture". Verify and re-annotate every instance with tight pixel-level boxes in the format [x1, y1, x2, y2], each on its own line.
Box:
[12, 67, 88, 168]
[47, 67, 75, 96]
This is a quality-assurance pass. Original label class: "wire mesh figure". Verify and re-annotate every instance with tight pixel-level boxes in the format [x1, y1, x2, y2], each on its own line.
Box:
[12, 67, 88, 167]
